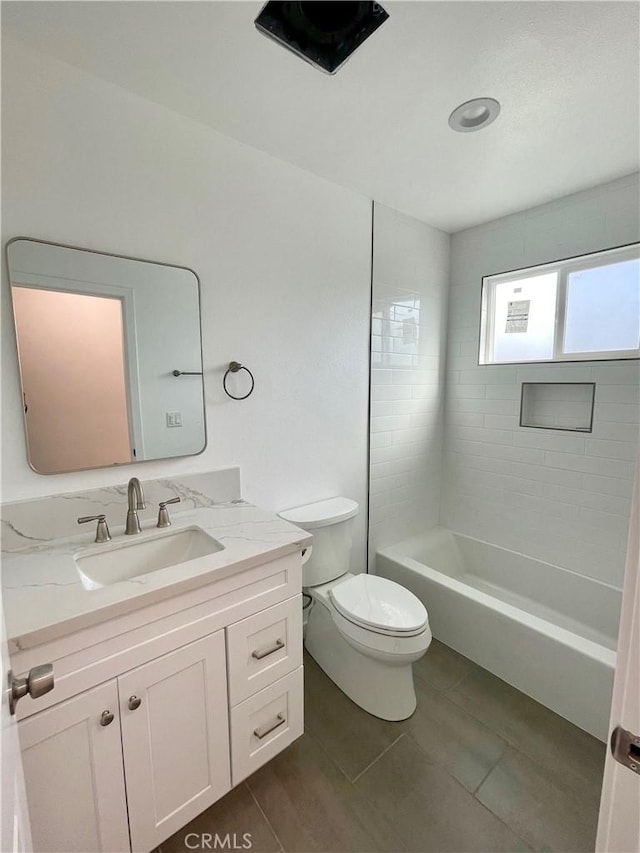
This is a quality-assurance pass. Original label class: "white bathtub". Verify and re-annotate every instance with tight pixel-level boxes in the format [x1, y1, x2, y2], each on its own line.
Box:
[376, 528, 621, 741]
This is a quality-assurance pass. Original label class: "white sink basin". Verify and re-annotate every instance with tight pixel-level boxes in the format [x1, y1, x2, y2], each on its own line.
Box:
[75, 526, 224, 590]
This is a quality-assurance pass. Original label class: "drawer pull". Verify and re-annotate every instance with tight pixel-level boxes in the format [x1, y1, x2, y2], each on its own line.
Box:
[253, 713, 286, 740]
[251, 638, 285, 660]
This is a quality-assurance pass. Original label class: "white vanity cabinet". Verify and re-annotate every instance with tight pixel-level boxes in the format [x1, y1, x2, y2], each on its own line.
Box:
[13, 550, 305, 853]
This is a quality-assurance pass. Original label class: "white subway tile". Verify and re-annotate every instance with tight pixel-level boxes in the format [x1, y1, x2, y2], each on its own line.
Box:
[581, 473, 634, 499]
[585, 438, 638, 461]
[458, 367, 517, 385]
[369, 431, 394, 449]
[579, 506, 630, 535]
[410, 411, 440, 429]
[483, 414, 519, 430]
[579, 491, 631, 517]
[516, 365, 593, 383]
[545, 451, 634, 479]
[446, 356, 479, 371]
[504, 475, 545, 497]
[392, 369, 439, 386]
[485, 385, 521, 400]
[595, 403, 640, 423]
[371, 401, 394, 418]
[594, 384, 640, 404]
[450, 398, 519, 415]
[371, 369, 393, 386]
[392, 398, 433, 416]
[370, 445, 397, 465]
[394, 427, 438, 445]
[591, 421, 640, 442]
[542, 515, 622, 548]
[448, 384, 486, 399]
[371, 458, 414, 479]
[592, 364, 640, 384]
[542, 483, 582, 505]
[370, 415, 411, 433]
[371, 384, 412, 401]
[411, 385, 441, 401]
[369, 473, 408, 494]
[448, 412, 485, 428]
[446, 451, 514, 477]
[453, 426, 514, 446]
[510, 461, 584, 489]
[514, 431, 586, 455]
[510, 491, 577, 521]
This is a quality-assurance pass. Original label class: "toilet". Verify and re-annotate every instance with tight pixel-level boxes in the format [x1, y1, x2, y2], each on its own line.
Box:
[278, 497, 431, 721]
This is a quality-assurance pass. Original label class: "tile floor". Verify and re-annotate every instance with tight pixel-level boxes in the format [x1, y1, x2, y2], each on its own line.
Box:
[158, 641, 606, 853]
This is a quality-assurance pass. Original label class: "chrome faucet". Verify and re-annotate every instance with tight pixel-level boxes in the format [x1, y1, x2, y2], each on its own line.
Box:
[125, 477, 146, 535]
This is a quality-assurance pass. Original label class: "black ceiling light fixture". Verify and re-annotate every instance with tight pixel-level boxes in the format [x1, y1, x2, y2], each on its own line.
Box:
[255, 2, 389, 75]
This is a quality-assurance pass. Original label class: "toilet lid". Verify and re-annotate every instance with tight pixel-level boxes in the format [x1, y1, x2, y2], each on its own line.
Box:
[330, 574, 428, 634]
[278, 497, 358, 530]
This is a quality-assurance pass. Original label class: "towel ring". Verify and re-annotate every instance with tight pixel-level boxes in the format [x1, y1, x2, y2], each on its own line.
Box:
[223, 361, 255, 400]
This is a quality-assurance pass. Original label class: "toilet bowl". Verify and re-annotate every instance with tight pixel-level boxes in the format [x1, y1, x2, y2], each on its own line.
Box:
[279, 497, 431, 721]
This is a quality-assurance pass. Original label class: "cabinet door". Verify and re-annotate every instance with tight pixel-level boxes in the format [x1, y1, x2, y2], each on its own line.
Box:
[18, 680, 129, 853]
[119, 631, 231, 853]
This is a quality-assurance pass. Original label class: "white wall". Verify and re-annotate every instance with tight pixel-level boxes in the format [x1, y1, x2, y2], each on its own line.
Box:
[1, 37, 372, 572]
[369, 203, 449, 565]
[442, 174, 640, 589]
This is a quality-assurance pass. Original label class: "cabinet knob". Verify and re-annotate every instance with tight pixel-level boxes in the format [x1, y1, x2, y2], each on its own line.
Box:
[128, 695, 142, 711]
[100, 710, 115, 726]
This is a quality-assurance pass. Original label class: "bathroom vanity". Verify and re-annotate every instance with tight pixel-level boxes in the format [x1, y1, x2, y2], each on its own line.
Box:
[2, 470, 310, 853]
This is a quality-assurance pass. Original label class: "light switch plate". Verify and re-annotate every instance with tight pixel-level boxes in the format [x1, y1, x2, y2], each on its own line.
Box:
[166, 411, 183, 428]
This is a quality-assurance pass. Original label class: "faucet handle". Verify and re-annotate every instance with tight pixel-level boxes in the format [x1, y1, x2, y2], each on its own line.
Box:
[78, 515, 111, 543]
[157, 497, 181, 528]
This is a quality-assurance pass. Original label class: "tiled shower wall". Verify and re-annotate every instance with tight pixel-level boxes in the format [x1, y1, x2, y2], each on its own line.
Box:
[368, 204, 450, 566]
[441, 173, 640, 589]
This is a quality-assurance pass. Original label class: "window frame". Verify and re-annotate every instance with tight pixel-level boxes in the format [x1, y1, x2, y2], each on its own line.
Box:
[478, 242, 640, 366]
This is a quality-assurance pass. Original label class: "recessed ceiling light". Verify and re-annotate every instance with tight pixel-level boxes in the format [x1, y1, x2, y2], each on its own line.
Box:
[448, 98, 501, 133]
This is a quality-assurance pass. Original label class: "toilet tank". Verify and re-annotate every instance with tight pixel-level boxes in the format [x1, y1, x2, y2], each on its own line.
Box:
[278, 497, 358, 587]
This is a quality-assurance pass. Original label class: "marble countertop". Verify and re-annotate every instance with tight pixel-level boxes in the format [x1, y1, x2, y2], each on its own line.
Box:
[2, 500, 312, 651]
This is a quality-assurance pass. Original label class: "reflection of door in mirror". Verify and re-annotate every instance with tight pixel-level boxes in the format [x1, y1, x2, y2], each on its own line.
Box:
[7, 238, 206, 474]
[12, 286, 134, 472]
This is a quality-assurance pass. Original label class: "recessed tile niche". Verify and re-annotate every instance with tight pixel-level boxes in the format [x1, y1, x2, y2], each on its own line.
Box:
[519, 382, 596, 432]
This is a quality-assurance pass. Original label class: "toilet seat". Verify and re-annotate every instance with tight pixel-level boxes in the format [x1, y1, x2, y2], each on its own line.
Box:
[330, 606, 431, 657]
[330, 574, 428, 637]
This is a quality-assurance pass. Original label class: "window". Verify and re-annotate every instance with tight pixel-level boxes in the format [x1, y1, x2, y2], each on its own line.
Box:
[479, 243, 640, 364]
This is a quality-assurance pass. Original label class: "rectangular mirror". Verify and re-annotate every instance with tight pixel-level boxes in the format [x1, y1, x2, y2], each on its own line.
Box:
[6, 238, 206, 474]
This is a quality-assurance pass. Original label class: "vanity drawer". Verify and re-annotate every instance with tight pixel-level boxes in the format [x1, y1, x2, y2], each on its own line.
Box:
[230, 666, 303, 785]
[226, 595, 302, 705]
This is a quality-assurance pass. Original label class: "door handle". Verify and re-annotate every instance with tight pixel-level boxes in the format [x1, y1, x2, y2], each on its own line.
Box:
[610, 726, 640, 774]
[8, 664, 54, 715]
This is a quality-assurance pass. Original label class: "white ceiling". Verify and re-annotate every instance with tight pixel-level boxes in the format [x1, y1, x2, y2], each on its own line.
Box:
[3, 1, 639, 232]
